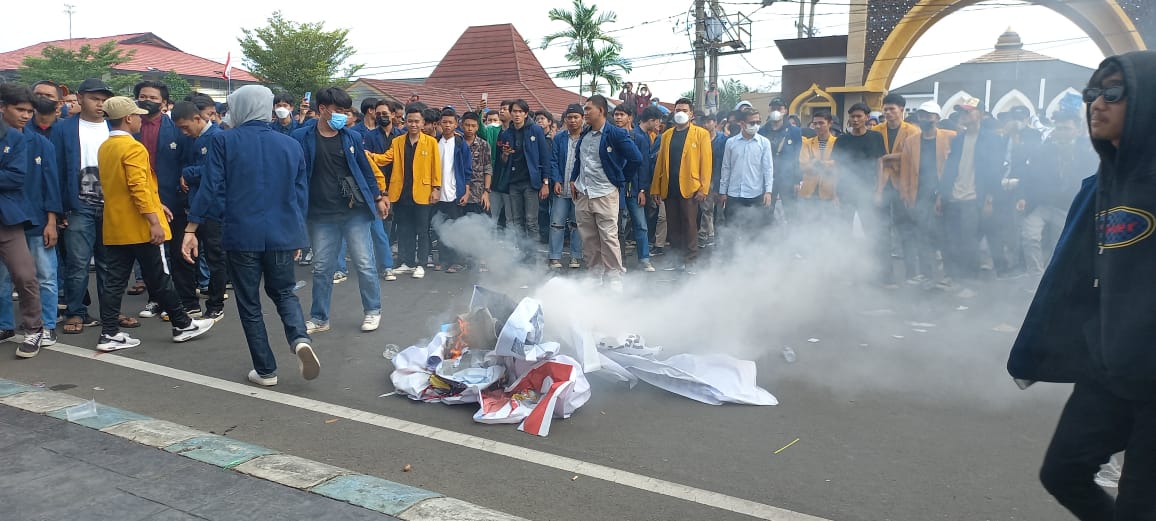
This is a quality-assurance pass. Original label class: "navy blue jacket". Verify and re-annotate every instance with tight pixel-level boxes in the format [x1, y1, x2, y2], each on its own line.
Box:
[496, 122, 550, 191]
[49, 116, 113, 212]
[0, 124, 32, 227]
[182, 123, 223, 208]
[350, 123, 389, 154]
[629, 126, 653, 196]
[569, 122, 643, 190]
[290, 124, 381, 221]
[941, 129, 1006, 204]
[549, 131, 578, 186]
[760, 123, 803, 190]
[269, 119, 301, 135]
[189, 121, 309, 252]
[20, 131, 62, 236]
[441, 135, 472, 200]
[134, 115, 190, 210]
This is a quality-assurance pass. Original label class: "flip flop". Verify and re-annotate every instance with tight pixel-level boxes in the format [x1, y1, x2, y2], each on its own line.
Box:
[62, 316, 83, 334]
[127, 282, 146, 296]
[118, 315, 140, 329]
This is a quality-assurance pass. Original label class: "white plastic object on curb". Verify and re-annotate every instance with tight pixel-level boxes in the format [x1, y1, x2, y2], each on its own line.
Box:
[912, 329, 928, 333]
[892, 335, 905, 339]
[782, 347, 797, 363]
[907, 322, 937, 328]
[807, 338, 820, 343]
[64, 400, 98, 421]
[956, 305, 969, 311]
[383, 344, 401, 361]
[292, 280, 307, 292]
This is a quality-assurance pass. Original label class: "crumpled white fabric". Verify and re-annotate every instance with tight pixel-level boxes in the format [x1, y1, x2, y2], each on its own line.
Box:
[390, 333, 505, 405]
[600, 348, 778, 406]
[474, 355, 590, 437]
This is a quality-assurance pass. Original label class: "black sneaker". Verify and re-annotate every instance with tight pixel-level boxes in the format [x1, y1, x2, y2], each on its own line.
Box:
[651, 247, 665, 256]
[0, 329, 14, 341]
[82, 315, 100, 327]
[205, 309, 225, 323]
[16, 329, 44, 359]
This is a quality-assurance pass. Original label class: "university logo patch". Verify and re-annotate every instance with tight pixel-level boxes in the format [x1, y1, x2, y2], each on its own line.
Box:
[169, 142, 177, 150]
[1099, 206, 1155, 248]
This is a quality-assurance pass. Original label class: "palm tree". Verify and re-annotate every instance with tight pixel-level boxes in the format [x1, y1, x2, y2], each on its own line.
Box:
[557, 45, 632, 96]
[541, 0, 624, 96]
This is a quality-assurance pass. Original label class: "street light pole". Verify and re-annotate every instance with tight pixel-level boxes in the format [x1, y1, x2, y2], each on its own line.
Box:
[64, 4, 76, 47]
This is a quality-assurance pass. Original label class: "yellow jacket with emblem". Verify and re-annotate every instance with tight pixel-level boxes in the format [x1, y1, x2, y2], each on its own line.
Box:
[649, 125, 714, 199]
[367, 133, 442, 204]
[799, 134, 838, 200]
[98, 134, 170, 245]
[872, 121, 920, 195]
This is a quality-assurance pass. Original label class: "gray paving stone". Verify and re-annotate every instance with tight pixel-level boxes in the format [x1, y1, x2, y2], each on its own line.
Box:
[0, 379, 37, 397]
[164, 435, 276, 469]
[189, 476, 403, 521]
[234, 454, 350, 489]
[139, 510, 211, 521]
[117, 463, 251, 513]
[0, 391, 86, 413]
[312, 474, 441, 516]
[48, 403, 151, 430]
[399, 497, 532, 521]
[40, 431, 195, 481]
[103, 419, 205, 448]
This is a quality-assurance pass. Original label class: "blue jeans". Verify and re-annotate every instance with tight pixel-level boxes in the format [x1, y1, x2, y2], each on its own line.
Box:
[227, 250, 310, 377]
[0, 236, 57, 331]
[622, 191, 650, 261]
[548, 195, 582, 261]
[336, 220, 394, 273]
[308, 212, 381, 324]
[61, 205, 106, 319]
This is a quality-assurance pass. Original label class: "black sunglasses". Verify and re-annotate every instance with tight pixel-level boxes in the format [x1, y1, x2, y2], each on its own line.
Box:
[1083, 85, 1125, 104]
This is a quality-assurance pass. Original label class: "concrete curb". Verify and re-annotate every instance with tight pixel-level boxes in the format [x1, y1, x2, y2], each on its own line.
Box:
[0, 377, 530, 521]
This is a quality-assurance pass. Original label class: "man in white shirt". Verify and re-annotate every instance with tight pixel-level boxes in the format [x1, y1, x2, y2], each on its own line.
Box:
[719, 110, 775, 240]
[434, 108, 472, 272]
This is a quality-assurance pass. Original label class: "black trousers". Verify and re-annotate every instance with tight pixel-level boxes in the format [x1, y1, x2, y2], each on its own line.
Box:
[1040, 379, 1156, 520]
[197, 220, 227, 313]
[433, 201, 465, 266]
[101, 242, 191, 336]
[394, 200, 432, 268]
[166, 211, 200, 312]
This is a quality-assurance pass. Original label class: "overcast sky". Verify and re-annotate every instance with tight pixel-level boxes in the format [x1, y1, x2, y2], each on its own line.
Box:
[2, 0, 1105, 99]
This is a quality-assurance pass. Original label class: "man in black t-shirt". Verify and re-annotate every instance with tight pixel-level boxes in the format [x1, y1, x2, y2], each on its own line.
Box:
[833, 103, 887, 284]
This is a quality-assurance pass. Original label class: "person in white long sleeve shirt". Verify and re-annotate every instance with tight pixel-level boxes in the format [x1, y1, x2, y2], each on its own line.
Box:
[719, 110, 774, 237]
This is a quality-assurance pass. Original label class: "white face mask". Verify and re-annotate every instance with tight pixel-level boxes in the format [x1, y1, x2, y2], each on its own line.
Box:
[274, 107, 292, 119]
[769, 110, 783, 122]
[746, 124, 760, 135]
[486, 122, 501, 128]
[673, 112, 690, 126]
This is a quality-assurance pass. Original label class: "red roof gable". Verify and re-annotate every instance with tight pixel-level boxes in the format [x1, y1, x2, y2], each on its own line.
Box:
[359, 24, 583, 117]
[0, 32, 259, 82]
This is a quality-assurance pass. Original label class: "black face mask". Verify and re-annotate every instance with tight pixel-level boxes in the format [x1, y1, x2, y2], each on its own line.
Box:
[376, 116, 390, 128]
[32, 95, 58, 116]
[137, 100, 161, 115]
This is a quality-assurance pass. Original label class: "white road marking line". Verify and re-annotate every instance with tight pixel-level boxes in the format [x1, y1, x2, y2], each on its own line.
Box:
[45, 342, 829, 521]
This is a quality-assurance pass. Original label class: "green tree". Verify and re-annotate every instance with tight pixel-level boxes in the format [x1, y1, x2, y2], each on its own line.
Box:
[557, 45, 632, 95]
[162, 70, 193, 102]
[541, 0, 627, 96]
[238, 11, 362, 96]
[683, 79, 751, 113]
[18, 41, 140, 95]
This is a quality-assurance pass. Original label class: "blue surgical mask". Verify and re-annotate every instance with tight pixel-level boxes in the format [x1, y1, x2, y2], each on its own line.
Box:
[328, 112, 348, 130]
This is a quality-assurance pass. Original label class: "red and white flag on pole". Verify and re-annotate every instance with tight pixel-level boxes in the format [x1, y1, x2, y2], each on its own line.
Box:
[221, 52, 232, 80]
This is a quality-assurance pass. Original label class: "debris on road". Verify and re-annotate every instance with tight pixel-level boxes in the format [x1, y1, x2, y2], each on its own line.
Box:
[906, 322, 937, 328]
[782, 347, 797, 363]
[774, 437, 801, 455]
[403, 464, 413, 472]
[388, 285, 776, 437]
[992, 324, 1019, 333]
[807, 338, 820, 343]
[324, 418, 339, 424]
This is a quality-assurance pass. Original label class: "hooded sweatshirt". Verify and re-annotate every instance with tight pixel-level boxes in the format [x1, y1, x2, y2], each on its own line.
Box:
[1008, 51, 1156, 400]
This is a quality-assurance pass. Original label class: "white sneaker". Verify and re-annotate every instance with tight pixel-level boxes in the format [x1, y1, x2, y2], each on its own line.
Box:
[361, 314, 381, 332]
[247, 369, 278, 387]
[98, 333, 141, 352]
[294, 342, 320, 381]
[333, 271, 348, 284]
[412, 266, 425, 279]
[383, 269, 397, 281]
[305, 320, 330, 334]
[139, 302, 161, 318]
[394, 264, 413, 274]
[640, 260, 656, 273]
[172, 318, 215, 343]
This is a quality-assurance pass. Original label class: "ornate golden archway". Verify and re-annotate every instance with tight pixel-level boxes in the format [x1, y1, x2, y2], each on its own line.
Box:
[846, 0, 1149, 105]
[789, 83, 837, 121]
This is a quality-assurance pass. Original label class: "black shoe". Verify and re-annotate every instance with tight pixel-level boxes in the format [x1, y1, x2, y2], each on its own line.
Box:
[82, 315, 99, 327]
[651, 247, 665, 256]
[16, 329, 44, 359]
[0, 329, 13, 341]
[205, 309, 225, 323]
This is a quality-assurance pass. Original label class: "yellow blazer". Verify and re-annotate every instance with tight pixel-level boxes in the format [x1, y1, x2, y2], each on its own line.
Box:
[799, 135, 838, 200]
[650, 125, 713, 199]
[897, 129, 957, 207]
[368, 133, 442, 204]
[872, 121, 920, 194]
[98, 134, 170, 246]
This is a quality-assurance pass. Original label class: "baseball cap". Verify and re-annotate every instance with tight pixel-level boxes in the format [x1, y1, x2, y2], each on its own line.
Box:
[953, 96, 981, 112]
[563, 103, 583, 116]
[1008, 105, 1031, 119]
[77, 78, 113, 96]
[102, 96, 148, 119]
[916, 101, 942, 115]
[735, 100, 753, 111]
[769, 97, 785, 108]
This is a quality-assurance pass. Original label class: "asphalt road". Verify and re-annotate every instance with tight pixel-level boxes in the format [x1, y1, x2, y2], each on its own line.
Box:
[0, 254, 1076, 521]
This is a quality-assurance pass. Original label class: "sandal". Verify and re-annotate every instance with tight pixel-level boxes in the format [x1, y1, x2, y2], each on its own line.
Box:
[433, 264, 444, 271]
[446, 264, 465, 274]
[62, 316, 84, 334]
[118, 315, 140, 328]
[127, 281, 146, 296]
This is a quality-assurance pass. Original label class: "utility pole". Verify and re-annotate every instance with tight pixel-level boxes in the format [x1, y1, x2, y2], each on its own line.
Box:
[708, 0, 720, 97]
[64, 4, 76, 47]
[797, 0, 805, 38]
[693, 0, 707, 111]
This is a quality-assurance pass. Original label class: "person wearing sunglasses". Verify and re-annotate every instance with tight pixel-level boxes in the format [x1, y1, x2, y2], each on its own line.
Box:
[1009, 51, 1156, 521]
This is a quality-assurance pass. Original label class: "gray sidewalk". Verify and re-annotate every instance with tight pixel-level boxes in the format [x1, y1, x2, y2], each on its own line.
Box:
[0, 404, 400, 521]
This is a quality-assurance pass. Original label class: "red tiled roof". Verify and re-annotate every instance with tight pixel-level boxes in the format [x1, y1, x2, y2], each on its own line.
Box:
[358, 24, 583, 116]
[0, 32, 259, 82]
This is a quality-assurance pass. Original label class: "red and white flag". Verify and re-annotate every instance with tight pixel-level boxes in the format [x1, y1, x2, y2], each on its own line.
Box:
[221, 52, 232, 80]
